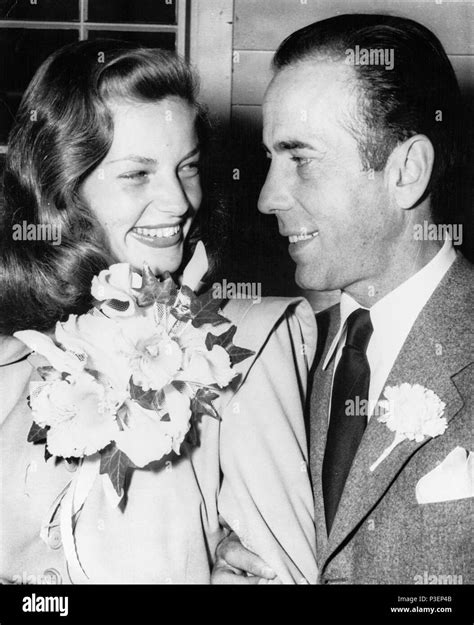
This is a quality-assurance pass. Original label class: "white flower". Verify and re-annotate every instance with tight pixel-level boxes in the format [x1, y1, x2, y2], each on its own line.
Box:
[129, 326, 183, 391]
[380, 383, 447, 441]
[370, 383, 447, 471]
[115, 400, 173, 467]
[57, 314, 132, 393]
[180, 345, 235, 388]
[160, 385, 192, 454]
[91, 263, 141, 316]
[177, 326, 235, 388]
[30, 371, 121, 458]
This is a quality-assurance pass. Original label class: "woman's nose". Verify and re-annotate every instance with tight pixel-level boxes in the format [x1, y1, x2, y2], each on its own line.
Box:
[149, 172, 190, 217]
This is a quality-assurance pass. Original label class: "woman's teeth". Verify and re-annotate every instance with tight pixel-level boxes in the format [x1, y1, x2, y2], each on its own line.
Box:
[134, 225, 180, 238]
[289, 231, 319, 243]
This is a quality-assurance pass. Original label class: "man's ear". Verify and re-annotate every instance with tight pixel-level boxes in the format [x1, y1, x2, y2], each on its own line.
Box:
[385, 135, 434, 209]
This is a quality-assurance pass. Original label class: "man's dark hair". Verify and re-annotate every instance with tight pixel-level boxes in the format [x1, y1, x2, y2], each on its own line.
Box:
[273, 14, 469, 226]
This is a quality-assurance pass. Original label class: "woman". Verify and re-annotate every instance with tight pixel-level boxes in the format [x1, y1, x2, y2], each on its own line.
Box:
[0, 41, 317, 584]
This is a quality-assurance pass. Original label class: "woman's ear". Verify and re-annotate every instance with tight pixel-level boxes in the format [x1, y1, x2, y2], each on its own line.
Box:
[385, 135, 435, 209]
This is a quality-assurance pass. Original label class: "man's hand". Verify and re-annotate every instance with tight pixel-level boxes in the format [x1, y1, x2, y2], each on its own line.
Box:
[211, 531, 281, 584]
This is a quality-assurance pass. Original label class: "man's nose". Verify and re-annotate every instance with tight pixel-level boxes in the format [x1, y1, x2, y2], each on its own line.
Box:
[258, 162, 293, 215]
[149, 172, 190, 217]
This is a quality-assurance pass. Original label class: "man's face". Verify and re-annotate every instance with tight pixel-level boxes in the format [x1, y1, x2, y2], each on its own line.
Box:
[259, 60, 403, 297]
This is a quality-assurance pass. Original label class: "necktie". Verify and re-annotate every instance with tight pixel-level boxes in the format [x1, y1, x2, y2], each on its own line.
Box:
[322, 308, 373, 533]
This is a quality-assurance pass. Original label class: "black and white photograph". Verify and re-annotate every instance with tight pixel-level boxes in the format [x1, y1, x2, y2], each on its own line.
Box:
[0, 1, 472, 624]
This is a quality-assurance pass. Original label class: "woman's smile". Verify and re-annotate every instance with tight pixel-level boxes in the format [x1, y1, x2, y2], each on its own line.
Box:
[130, 223, 184, 248]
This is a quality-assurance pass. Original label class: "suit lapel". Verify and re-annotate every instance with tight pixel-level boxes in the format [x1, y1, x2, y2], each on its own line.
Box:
[318, 255, 472, 566]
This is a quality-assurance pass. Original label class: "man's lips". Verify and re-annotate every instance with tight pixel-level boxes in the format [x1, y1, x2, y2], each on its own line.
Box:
[281, 229, 320, 243]
[129, 223, 183, 248]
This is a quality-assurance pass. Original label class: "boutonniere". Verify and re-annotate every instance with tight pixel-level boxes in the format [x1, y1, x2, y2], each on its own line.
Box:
[370, 383, 447, 472]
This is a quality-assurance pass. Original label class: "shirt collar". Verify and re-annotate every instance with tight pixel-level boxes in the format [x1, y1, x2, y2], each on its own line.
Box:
[322, 239, 456, 370]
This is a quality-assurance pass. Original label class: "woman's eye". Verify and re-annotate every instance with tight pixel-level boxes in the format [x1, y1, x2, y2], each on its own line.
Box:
[119, 171, 149, 182]
[179, 162, 200, 177]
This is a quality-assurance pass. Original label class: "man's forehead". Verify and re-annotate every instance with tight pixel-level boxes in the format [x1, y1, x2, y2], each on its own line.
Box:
[262, 60, 356, 143]
[263, 59, 356, 113]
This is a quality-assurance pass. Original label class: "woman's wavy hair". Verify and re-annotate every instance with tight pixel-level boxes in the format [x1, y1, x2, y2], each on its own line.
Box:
[0, 40, 227, 335]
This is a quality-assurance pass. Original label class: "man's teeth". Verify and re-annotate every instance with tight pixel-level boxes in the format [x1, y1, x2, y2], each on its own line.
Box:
[289, 231, 319, 243]
[134, 225, 180, 238]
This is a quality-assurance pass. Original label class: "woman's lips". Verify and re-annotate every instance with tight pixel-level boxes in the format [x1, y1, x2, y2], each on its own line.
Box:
[130, 224, 183, 248]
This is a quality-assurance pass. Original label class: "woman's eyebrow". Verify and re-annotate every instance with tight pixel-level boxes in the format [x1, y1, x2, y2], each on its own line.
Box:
[105, 155, 158, 165]
[180, 145, 201, 160]
[105, 145, 200, 166]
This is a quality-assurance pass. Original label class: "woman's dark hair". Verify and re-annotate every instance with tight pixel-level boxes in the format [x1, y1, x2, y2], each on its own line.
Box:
[0, 40, 227, 335]
[273, 14, 471, 229]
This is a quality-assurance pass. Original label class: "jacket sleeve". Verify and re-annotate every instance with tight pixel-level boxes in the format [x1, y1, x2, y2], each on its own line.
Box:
[217, 297, 319, 584]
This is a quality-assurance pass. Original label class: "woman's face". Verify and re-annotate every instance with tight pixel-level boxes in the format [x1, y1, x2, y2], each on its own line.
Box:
[81, 97, 202, 275]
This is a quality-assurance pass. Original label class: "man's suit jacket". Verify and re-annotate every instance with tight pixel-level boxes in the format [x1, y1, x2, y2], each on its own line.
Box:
[309, 254, 473, 584]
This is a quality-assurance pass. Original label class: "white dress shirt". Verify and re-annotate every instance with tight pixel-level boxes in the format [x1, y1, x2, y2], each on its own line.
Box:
[322, 239, 457, 419]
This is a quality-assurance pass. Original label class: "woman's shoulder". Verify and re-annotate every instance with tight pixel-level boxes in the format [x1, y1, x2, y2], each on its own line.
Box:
[223, 294, 314, 322]
[0, 334, 31, 366]
[221, 296, 317, 371]
[0, 335, 35, 427]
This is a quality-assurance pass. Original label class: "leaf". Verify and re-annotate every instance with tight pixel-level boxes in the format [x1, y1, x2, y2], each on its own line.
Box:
[132, 266, 178, 307]
[44, 446, 53, 462]
[170, 308, 193, 323]
[185, 418, 200, 447]
[190, 290, 230, 328]
[129, 377, 163, 411]
[99, 443, 136, 497]
[191, 387, 220, 420]
[205, 325, 255, 366]
[170, 380, 187, 393]
[27, 421, 49, 443]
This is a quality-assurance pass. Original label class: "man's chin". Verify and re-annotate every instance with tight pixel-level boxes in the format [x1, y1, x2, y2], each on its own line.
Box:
[295, 265, 331, 292]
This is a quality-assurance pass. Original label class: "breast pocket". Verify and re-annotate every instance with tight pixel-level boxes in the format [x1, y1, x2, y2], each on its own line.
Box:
[418, 496, 473, 527]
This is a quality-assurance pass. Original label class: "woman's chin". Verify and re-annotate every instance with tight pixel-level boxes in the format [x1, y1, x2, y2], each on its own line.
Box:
[131, 249, 183, 277]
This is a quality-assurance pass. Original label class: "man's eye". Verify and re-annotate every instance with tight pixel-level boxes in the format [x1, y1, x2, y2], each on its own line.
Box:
[119, 171, 149, 181]
[291, 156, 312, 167]
[179, 162, 200, 177]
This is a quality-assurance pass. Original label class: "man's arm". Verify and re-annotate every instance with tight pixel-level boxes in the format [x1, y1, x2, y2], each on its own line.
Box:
[211, 532, 282, 585]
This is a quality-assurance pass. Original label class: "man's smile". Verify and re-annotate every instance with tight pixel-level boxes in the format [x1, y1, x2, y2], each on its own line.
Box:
[288, 230, 319, 244]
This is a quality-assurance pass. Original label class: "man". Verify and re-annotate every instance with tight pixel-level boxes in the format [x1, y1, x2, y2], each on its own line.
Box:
[213, 14, 473, 584]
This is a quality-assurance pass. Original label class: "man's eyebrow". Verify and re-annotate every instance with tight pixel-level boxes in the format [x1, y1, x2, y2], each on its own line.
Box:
[262, 139, 326, 152]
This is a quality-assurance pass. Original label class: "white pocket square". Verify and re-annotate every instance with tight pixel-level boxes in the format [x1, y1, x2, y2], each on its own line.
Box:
[415, 446, 474, 504]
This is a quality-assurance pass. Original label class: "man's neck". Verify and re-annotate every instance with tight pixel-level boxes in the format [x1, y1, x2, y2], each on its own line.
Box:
[344, 238, 443, 308]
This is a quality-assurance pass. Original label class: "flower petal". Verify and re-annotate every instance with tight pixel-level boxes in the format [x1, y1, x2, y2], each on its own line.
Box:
[181, 241, 209, 291]
[14, 330, 83, 374]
